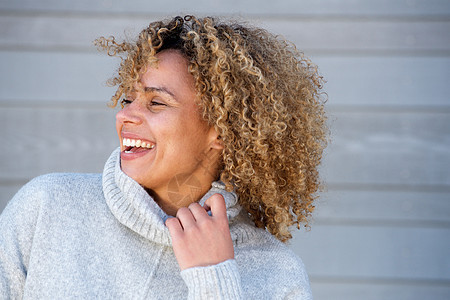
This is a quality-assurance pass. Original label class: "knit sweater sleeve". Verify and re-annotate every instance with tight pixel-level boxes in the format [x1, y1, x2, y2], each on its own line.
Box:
[180, 259, 243, 299]
[0, 176, 45, 299]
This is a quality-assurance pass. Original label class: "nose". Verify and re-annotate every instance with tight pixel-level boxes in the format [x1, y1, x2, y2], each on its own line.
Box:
[116, 101, 143, 125]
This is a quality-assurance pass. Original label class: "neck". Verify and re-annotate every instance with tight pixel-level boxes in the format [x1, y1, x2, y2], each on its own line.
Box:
[148, 177, 211, 216]
[149, 155, 222, 216]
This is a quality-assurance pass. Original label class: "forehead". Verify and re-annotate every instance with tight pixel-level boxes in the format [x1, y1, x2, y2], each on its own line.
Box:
[138, 50, 195, 92]
[146, 50, 191, 81]
[127, 50, 199, 109]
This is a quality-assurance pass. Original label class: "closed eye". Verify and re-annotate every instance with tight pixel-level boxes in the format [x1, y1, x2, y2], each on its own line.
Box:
[150, 101, 166, 106]
[120, 98, 132, 107]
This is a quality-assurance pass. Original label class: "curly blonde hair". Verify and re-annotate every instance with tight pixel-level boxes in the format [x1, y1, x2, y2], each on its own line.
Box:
[95, 15, 327, 242]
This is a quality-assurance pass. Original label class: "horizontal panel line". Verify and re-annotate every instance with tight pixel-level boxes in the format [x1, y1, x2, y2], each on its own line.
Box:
[0, 100, 114, 109]
[0, 10, 163, 19]
[2, 46, 450, 57]
[325, 183, 450, 193]
[309, 275, 450, 286]
[260, 15, 450, 22]
[2, 100, 450, 113]
[326, 104, 450, 113]
[312, 218, 450, 229]
[0, 179, 28, 186]
[0, 45, 99, 54]
[308, 49, 450, 57]
[1, 10, 450, 21]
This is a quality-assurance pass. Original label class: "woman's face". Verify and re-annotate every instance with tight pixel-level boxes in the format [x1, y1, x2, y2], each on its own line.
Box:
[116, 50, 221, 211]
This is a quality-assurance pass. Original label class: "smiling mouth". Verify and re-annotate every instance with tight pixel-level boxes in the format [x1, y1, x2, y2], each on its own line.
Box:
[122, 138, 155, 153]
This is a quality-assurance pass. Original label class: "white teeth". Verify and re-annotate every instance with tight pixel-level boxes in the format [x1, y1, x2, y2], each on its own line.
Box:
[122, 138, 154, 149]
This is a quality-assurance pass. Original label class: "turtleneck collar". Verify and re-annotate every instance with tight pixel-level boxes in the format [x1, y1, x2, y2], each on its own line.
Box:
[102, 148, 253, 246]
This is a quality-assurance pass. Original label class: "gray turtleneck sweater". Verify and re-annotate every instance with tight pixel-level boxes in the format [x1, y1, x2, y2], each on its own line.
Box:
[0, 149, 312, 299]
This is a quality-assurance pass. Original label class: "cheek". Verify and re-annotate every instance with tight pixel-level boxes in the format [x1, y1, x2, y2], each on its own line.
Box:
[164, 121, 201, 151]
[183, 107, 210, 133]
[115, 117, 122, 137]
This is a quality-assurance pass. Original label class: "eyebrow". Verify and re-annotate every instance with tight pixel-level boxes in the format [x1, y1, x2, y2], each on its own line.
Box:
[144, 86, 177, 101]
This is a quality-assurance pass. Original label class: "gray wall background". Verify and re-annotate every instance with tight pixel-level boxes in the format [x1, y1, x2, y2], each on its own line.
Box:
[1, 1, 449, 299]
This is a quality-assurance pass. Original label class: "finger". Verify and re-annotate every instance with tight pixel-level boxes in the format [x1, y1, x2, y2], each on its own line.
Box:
[204, 194, 227, 219]
[165, 217, 183, 238]
[175, 206, 196, 230]
[188, 202, 209, 221]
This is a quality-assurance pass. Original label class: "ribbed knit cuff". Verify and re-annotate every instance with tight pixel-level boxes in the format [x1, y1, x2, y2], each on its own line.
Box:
[180, 259, 242, 300]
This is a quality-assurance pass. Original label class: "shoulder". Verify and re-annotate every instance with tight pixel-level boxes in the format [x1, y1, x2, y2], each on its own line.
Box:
[237, 228, 307, 272]
[17, 172, 101, 198]
[25, 172, 102, 192]
[0, 172, 104, 290]
[2, 173, 103, 219]
[1, 172, 104, 246]
[235, 229, 312, 299]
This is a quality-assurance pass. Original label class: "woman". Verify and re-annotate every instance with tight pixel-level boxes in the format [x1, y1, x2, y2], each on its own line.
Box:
[0, 16, 327, 299]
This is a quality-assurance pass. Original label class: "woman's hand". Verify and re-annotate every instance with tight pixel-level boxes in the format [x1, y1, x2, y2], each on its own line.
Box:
[165, 193, 234, 271]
